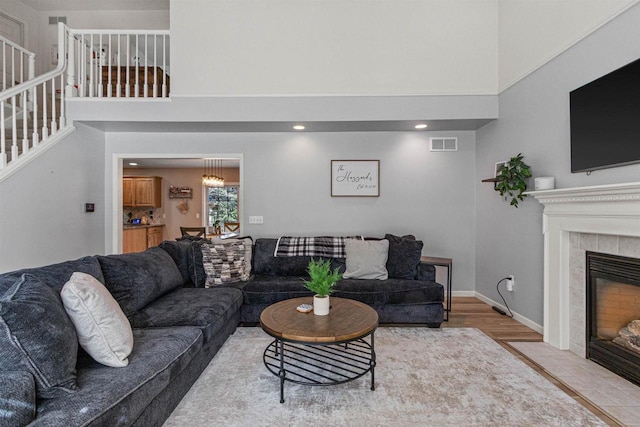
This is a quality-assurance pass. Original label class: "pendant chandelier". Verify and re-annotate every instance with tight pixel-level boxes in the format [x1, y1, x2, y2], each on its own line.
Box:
[202, 158, 224, 187]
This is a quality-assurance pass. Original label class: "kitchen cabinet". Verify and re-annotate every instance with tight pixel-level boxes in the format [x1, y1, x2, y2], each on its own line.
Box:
[123, 176, 162, 207]
[122, 178, 135, 206]
[123, 225, 165, 253]
[123, 228, 147, 253]
[147, 226, 164, 248]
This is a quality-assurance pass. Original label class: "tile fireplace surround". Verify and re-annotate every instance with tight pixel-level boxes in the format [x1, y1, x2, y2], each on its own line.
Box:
[529, 182, 640, 355]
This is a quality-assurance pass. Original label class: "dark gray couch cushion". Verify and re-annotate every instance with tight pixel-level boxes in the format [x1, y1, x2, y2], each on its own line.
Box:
[159, 240, 195, 285]
[98, 247, 184, 317]
[385, 234, 424, 280]
[0, 371, 36, 427]
[32, 327, 203, 427]
[253, 238, 314, 276]
[333, 278, 443, 305]
[128, 288, 243, 343]
[0, 274, 78, 399]
[241, 275, 313, 305]
[0, 256, 104, 294]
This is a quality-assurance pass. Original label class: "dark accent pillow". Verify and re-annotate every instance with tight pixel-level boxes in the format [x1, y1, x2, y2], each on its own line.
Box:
[0, 274, 78, 399]
[98, 247, 184, 316]
[252, 238, 313, 276]
[159, 240, 195, 285]
[0, 371, 36, 426]
[385, 234, 423, 279]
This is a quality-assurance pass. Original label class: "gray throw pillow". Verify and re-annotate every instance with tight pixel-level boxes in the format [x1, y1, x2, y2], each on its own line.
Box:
[0, 274, 78, 399]
[343, 239, 389, 280]
[0, 371, 36, 426]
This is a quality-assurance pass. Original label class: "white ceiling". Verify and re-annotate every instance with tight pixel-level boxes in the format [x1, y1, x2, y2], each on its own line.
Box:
[19, 0, 169, 11]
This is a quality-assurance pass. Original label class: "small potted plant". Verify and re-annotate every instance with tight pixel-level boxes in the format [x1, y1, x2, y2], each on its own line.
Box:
[303, 259, 343, 316]
[495, 153, 532, 208]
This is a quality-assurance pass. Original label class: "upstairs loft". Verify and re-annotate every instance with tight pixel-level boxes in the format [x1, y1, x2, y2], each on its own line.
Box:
[1, 23, 499, 183]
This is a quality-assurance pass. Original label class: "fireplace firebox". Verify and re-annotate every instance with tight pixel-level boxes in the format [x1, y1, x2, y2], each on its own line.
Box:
[586, 251, 640, 386]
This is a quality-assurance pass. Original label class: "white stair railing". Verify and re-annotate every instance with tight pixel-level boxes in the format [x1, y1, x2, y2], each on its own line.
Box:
[1, 23, 69, 176]
[66, 29, 170, 98]
[1, 34, 35, 107]
[1, 25, 170, 180]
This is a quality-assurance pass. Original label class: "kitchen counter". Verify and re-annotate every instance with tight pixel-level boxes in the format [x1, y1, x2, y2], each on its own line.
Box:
[123, 224, 166, 229]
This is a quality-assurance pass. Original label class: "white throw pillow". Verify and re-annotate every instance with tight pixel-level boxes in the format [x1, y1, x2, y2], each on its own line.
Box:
[61, 272, 134, 367]
[343, 239, 390, 280]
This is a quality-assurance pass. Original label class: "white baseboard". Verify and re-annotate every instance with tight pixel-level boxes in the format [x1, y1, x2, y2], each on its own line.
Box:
[450, 290, 543, 334]
[472, 292, 543, 334]
[451, 291, 476, 297]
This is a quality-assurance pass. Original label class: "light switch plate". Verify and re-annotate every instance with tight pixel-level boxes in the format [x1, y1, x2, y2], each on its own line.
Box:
[249, 216, 264, 224]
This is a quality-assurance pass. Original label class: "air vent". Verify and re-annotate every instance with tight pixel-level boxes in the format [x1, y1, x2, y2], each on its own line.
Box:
[430, 137, 458, 152]
[48, 16, 67, 25]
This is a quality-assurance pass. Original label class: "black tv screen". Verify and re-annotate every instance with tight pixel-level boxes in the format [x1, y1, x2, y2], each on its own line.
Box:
[570, 58, 640, 173]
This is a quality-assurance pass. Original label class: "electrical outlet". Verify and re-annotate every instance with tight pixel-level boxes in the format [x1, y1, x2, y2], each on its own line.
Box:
[506, 275, 515, 291]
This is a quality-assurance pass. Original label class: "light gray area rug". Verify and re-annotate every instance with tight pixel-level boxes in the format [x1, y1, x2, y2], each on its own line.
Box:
[164, 327, 606, 426]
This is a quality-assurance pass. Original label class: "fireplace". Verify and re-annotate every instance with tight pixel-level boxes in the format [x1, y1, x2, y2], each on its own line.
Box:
[586, 251, 640, 386]
[528, 182, 640, 351]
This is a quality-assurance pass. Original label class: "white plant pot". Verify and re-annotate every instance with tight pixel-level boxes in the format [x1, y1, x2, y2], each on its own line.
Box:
[313, 295, 330, 316]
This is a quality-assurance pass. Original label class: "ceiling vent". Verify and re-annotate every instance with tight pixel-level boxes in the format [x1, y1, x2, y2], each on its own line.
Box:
[430, 137, 458, 152]
[49, 16, 67, 25]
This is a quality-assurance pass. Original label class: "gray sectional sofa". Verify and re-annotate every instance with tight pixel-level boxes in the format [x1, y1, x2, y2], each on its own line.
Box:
[0, 234, 443, 426]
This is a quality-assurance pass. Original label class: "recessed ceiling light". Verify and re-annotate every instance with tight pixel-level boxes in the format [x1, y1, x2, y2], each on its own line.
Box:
[128, 162, 138, 166]
[414, 124, 428, 129]
[293, 125, 305, 130]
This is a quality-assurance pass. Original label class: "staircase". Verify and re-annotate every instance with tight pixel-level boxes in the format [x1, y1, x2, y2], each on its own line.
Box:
[0, 24, 171, 182]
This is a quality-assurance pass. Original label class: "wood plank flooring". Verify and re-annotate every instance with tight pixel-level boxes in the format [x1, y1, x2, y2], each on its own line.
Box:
[441, 296, 542, 341]
[445, 297, 620, 426]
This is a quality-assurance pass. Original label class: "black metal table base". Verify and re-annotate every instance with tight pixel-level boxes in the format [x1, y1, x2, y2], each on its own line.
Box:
[263, 333, 376, 403]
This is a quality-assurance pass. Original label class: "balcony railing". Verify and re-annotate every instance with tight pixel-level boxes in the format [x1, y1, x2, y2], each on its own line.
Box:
[67, 29, 170, 99]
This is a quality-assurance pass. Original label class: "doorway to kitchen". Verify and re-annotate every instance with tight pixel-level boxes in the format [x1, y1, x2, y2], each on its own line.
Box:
[112, 154, 243, 254]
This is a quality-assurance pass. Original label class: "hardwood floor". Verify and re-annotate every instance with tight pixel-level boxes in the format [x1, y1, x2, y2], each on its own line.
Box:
[441, 296, 542, 341]
[444, 297, 620, 426]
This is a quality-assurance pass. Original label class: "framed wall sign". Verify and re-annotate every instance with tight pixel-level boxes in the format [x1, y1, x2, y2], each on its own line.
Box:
[331, 160, 380, 197]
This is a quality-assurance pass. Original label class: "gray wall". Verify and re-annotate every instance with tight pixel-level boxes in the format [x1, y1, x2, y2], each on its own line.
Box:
[0, 123, 106, 272]
[475, 3, 640, 326]
[105, 130, 477, 291]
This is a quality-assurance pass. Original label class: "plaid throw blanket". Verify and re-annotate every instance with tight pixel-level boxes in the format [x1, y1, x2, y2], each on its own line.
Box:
[274, 236, 363, 258]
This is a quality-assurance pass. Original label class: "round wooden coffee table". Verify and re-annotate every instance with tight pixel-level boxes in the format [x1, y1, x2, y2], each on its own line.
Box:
[260, 297, 379, 403]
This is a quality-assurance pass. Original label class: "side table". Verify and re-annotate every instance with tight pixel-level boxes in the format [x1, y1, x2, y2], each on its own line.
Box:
[420, 256, 452, 321]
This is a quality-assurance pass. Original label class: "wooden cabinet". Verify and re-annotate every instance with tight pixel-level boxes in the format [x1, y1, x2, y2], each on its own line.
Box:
[123, 176, 162, 207]
[122, 178, 135, 206]
[123, 228, 147, 253]
[147, 226, 164, 248]
[123, 225, 165, 253]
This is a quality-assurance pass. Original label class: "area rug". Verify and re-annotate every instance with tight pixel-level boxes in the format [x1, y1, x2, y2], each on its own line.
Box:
[163, 327, 606, 426]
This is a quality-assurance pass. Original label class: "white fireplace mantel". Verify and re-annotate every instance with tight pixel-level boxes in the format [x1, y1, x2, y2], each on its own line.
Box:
[528, 182, 640, 350]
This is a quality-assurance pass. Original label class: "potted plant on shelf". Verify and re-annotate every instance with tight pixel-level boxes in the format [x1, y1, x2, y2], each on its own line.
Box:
[303, 259, 343, 316]
[494, 153, 532, 208]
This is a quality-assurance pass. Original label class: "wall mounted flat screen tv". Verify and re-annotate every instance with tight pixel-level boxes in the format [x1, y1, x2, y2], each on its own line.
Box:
[570, 58, 640, 173]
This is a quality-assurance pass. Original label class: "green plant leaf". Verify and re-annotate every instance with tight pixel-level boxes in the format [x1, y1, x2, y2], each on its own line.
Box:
[302, 259, 343, 297]
[494, 153, 531, 208]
